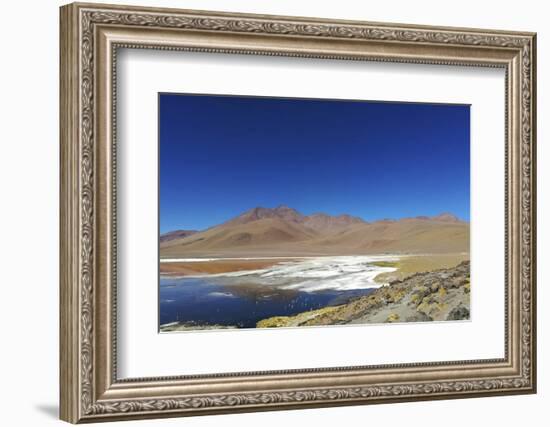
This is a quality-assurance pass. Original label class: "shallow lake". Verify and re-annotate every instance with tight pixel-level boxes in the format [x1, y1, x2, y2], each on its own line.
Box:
[159, 256, 396, 329]
[159, 277, 376, 328]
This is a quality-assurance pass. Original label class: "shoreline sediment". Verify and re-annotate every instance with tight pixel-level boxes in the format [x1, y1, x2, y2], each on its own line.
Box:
[256, 261, 471, 327]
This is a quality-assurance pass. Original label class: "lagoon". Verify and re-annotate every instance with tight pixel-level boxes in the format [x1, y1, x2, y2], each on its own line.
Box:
[159, 256, 397, 330]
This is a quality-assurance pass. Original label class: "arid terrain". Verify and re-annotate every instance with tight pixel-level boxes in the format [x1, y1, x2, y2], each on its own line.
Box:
[160, 205, 469, 258]
[160, 258, 298, 276]
[159, 206, 470, 331]
[257, 261, 471, 327]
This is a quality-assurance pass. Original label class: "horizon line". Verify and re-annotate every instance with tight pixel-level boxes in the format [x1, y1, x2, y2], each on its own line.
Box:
[160, 204, 470, 234]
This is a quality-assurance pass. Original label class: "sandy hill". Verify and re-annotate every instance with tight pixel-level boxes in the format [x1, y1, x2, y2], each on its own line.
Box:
[160, 206, 469, 257]
[159, 229, 198, 243]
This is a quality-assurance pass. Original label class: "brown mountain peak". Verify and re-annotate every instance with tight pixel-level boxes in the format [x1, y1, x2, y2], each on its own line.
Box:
[335, 213, 366, 223]
[432, 212, 461, 222]
[225, 205, 305, 226]
[159, 229, 198, 243]
[307, 212, 330, 219]
[160, 207, 470, 257]
[303, 212, 366, 232]
[273, 204, 302, 215]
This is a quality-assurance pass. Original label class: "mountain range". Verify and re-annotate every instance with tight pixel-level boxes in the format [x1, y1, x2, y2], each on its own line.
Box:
[159, 229, 198, 243]
[160, 205, 469, 257]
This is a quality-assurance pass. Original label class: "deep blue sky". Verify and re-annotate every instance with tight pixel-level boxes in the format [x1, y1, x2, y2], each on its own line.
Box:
[159, 93, 470, 233]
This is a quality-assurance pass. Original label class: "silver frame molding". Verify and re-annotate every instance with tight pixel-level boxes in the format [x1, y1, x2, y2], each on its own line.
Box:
[60, 2, 537, 423]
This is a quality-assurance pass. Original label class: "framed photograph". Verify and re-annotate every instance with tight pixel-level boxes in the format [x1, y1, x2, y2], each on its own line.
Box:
[60, 2, 537, 423]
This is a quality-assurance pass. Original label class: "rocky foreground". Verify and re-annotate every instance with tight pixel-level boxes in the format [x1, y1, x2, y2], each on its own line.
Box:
[160, 322, 237, 332]
[257, 261, 470, 327]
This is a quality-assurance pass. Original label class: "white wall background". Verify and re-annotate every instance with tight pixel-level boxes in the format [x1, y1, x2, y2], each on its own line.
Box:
[0, 0, 545, 425]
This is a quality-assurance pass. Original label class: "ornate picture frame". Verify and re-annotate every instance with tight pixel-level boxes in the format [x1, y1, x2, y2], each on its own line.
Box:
[60, 2, 536, 423]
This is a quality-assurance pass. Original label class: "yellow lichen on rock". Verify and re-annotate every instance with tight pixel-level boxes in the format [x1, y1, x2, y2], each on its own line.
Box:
[256, 305, 343, 328]
[386, 313, 400, 322]
[256, 316, 292, 328]
[464, 278, 471, 294]
[256, 261, 471, 327]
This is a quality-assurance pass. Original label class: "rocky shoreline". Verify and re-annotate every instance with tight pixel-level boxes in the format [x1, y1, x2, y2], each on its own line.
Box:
[160, 322, 237, 332]
[256, 261, 470, 327]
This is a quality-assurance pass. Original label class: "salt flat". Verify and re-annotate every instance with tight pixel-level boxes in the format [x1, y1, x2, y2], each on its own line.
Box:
[178, 255, 399, 292]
